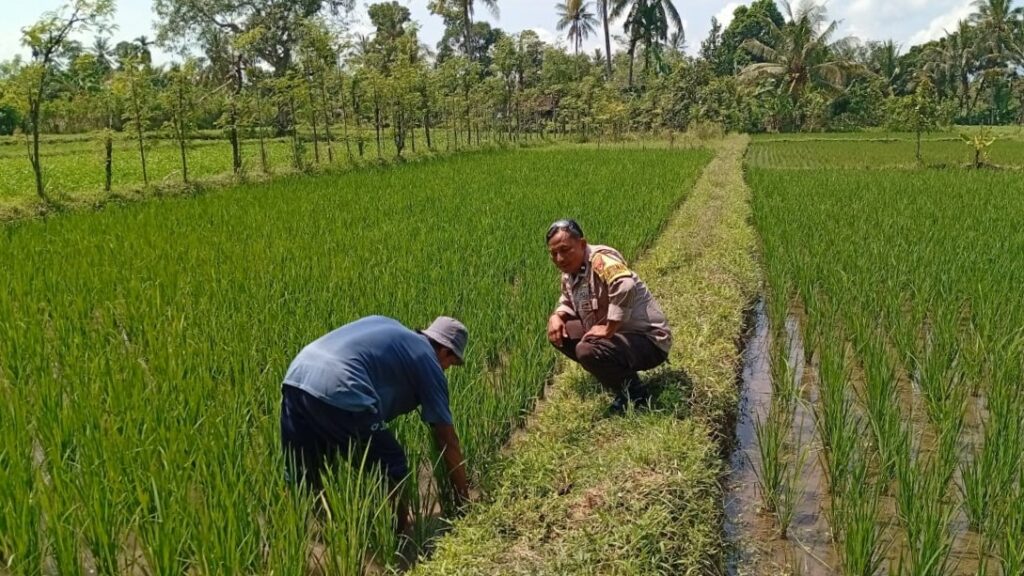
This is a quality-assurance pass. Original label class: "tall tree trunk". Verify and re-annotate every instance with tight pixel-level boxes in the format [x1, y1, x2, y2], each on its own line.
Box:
[308, 85, 321, 166]
[374, 99, 383, 160]
[463, 1, 474, 59]
[28, 95, 46, 200]
[229, 58, 243, 174]
[104, 130, 113, 192]
[128, 72, 148, 186]
[424, 109, 433, 150]
[289, 96, 303, 171]
[177, 83, 189, 184]
[601, 0, 613, 79]
[352, 88, 365, 158]
[256, 86, 269, 173]
[319, 81, 334, 164]
[627, 42, 636, 88]
[340, 98, 353, 161]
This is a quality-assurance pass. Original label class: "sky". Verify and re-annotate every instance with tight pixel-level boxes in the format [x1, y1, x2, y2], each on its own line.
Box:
[0, 0, 984, 65]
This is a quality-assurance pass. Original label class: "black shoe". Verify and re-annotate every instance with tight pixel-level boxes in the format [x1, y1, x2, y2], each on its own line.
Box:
[607, 393, 629, 416]
[606, 378, 651, 416]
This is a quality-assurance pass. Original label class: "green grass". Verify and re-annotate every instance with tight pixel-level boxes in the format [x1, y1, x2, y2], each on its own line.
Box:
[0, 146, 712, 575]
[748, 156, 1024, 572]
[414, 136, 760, 575]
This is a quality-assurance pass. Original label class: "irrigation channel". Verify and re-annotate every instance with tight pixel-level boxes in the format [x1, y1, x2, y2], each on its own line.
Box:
[723, 299, 990, 575]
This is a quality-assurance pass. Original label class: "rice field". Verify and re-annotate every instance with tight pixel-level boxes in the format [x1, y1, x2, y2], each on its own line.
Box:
[0, 128, 491, 206]
[738, 136, 1024, 574]
[0, 147, 712, 575]
[746, 133, 1024, 169]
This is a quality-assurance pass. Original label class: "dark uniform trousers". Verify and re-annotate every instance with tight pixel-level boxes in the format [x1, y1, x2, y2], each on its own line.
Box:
[553, 320, 668, 392]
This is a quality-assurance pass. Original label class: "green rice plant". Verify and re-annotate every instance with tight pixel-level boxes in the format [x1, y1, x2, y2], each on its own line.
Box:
[0, 400, 45, 576]
[855, 328, 906, 482]
[838, 448, 888, 576]
[893, 427, 958, 576]
[996, 477, 1024, 575]
[264, 485, 315, 576]
[753, 405, 789, 517]
[959, 350, 1022, 531]
[775, 421, 810, 539]
[319, 452, 400, 575]
[41, 464, 85, 576]
[133, 460, 196, 576]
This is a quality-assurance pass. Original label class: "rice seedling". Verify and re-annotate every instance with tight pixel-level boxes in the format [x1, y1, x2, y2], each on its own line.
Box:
[838, 449, 888, 576]
[748, 151, 1024, 574]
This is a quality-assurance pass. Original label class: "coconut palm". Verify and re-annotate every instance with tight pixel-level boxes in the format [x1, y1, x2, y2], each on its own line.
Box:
[457, 0, 499, 60]
[738, 0, 857, 106]
[869, 40, 901, 94]
[556, 0, 599, 55]
[611, 0, 683, 85]
[597, 0, 613, 77]
[923, 21, 978, 116]
[667, 28, 686, 54]
[969, 0, 1023, 66]
[91, 36, 113, 72]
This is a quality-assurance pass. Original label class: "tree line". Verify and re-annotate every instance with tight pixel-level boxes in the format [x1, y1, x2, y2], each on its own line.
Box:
[1, 0, 1023, 200]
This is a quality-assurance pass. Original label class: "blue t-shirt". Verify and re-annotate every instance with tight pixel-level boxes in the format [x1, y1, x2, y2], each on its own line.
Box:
[282, 316, 453, 424]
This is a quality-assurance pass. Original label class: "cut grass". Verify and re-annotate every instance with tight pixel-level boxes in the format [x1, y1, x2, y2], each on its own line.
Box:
[412, 135, 760, 575]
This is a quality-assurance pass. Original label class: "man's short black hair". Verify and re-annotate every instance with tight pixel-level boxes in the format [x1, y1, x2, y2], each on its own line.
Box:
[546, 219, 584, 242]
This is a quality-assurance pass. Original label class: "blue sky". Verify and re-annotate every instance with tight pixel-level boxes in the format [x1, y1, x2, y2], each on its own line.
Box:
[0, 0, 984, 64]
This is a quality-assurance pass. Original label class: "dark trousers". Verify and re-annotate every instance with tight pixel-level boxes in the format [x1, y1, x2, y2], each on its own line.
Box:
[280, 386, 409, 491]
[552, 320, 668, 392]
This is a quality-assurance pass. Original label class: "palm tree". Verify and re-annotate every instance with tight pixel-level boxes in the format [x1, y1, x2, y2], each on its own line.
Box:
[556, 0, 599, 55]
[91, 36, 113, 72]
[667, 28, 686, 54]
[869, 40, 901, 95]
[923, 21, 978, 117]
[457, 0, 499, 61]
[739, 0, 857, 108]
[969, 0, 1023, 66]
[611, 0, 683, 86]
[598, 0, 613, 78]
[133, 35, 154, 65]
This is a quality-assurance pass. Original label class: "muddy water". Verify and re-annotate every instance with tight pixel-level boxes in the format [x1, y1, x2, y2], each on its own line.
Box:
[724, 300, 836, 575]
[725, 300, 998, 575]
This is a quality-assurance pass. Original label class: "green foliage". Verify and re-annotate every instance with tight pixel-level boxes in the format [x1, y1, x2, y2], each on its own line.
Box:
[711, 0, 785, 76]
[0, 104, 19, 135]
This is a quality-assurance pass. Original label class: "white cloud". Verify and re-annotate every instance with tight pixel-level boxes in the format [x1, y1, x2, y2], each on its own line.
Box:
[714, 2, 744, 28]
[908, 0, 973, 45]
[528, 26, 558, 46]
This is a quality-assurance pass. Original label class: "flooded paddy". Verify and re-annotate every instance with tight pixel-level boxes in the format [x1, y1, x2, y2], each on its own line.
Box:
[724, 300, 1002, 575]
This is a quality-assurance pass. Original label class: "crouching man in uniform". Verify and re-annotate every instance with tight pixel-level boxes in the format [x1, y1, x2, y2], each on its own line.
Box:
[280, 315, 470, 530]
[544, 219, 672, 414]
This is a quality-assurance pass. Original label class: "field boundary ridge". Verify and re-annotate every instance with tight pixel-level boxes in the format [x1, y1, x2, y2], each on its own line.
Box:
[410, 135, 760, 575]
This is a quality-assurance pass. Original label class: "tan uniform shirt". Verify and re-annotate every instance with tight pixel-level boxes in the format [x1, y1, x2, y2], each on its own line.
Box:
[554, 244, 672, 353]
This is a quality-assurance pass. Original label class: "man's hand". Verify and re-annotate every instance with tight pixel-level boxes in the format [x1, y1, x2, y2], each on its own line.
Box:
[583, 321, 619, 340]
[431, 423, 470, 507]
[547, 314, 568, 346]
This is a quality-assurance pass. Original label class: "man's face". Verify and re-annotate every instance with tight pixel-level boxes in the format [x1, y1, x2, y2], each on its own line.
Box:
[547, 230, 587, 275]
[437, 347, 460, 371]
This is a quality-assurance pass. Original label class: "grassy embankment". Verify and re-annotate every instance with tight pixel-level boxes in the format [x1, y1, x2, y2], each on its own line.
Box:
[413, 135, 759, 575]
